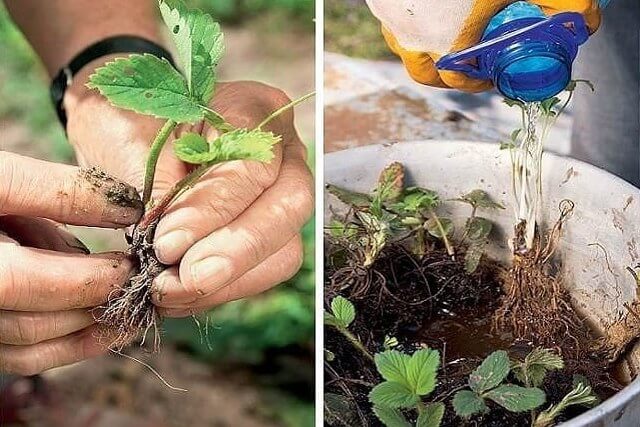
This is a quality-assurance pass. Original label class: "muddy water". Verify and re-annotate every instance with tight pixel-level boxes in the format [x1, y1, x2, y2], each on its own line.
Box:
[417, 304, 515, 360]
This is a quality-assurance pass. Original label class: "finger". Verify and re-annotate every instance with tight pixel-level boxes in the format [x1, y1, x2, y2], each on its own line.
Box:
[381, 26, 449, 88]
[156, 146, 313, 305]
[0, 325, 106, 376]
[156, 235, 304, 315]
[0, 151, 143, 228]
[153, 143, 284, 264]
[531, 0, 601, 32]
[0, 247, 133, 311]
[0, 309, 94, 345]
[153, 83, 295, 265]
[0, 216, 89, 253]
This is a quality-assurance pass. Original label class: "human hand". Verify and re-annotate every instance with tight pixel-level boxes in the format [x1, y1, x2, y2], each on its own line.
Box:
[0, 152, 142, 375]
[365, 0, 602, 91]
[65, 63, 314, 318]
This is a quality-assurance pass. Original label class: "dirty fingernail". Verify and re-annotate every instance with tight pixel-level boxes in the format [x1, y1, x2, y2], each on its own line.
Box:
[155, 230, 191, 264]
[190, 257, 234, 295]
[62, 234, 90, 254]
[80, 167, 144, 227]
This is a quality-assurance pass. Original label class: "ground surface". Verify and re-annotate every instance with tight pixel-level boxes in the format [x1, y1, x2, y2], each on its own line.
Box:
[324, 53, 573, 155]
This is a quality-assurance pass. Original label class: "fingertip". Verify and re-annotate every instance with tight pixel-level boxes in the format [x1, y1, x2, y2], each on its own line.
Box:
[152, 267, 196, 307]
[78, 167, 144, 228]
[154, 228, 192, 264]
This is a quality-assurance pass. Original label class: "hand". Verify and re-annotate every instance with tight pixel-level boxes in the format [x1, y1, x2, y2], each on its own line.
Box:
[0, 152, 142, 375]
[65, 63, 314, 318]
[365, 0, 602, 91]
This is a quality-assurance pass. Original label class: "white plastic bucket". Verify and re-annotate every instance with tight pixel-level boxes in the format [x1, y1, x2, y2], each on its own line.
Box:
[325, 141, 640, 427]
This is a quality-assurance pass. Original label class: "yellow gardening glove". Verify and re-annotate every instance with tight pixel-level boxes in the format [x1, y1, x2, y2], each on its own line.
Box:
[365, 0, 603, 92]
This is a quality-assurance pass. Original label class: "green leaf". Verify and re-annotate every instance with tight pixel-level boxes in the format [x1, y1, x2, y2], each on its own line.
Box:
[454, 190, 505, 210]
[87, 54, 204, 122]
[159, 0, 224, 103]
[357, 211, 389, 266]
[326, 184, 372, 208]
[324, 311, 339, 327]
[452, 390, 488, 418]
[512, 348, 564, 387]
[328, 219, 359, 239]
[376, 162, 404, 202]
[466, 217, 493, 241]
[173, 133, 209, 162]
[425, 217, 453, 239]
[372, 406, 411, 427]
[503, 98, 525, 108]
[211, 129, 279, 163]
[375, 350, 410, 385]
[534, 383, 597, 427]
[485, 385, 546, 412]
[330, 296, 356, 329]
[500, 141, 516, 150]
[566, 79, 595, 93]
[469, 350, 510, 393]
[464, 242, 484, 274]
[395, 187, 439, 213]
[383, 335, 399, 350]
[540, 97, 561, 117]
[174, 129, 280, 165]
[417, 403, 445, 427]
[369, 381, 419, 409]
[407, 348, 440, 395]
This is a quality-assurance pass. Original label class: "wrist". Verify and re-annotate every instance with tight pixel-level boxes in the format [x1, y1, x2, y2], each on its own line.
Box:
[63, 54, 124, 117]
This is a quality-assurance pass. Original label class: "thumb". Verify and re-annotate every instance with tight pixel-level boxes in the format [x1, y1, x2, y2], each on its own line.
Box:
[0, 151, 143, 228]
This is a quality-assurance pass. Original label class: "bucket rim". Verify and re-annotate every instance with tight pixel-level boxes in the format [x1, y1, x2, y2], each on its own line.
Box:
[325, 140, 640, 194]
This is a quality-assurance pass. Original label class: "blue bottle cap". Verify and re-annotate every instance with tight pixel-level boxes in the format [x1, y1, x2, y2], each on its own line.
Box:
[436, 13, 589, 102]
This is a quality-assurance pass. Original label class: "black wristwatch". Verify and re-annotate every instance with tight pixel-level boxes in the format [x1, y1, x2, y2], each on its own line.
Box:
[50, 35, 175, 128]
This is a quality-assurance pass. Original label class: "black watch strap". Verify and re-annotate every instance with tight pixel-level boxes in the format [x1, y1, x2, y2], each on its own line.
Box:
[50, 35, 176, 128]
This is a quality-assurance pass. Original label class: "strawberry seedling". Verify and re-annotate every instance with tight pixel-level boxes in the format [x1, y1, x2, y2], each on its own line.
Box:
[88, 0, 312, 350]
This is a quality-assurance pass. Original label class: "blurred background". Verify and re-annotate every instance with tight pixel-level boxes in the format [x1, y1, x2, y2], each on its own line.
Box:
[0, 1, 314, 426]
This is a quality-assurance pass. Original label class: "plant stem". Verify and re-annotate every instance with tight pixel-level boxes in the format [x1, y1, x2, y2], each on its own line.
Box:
[143, 120, 177, 206]
[139, 161, 210, 229]
[257, 91, 315, 130]
[338, 327, 374, 362]
[429, 209, 455, 259]
[139, 92, 315, 229]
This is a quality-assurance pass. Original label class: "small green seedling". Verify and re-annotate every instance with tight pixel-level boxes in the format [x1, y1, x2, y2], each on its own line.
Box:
[534, 377, 598, 427]
[453, 189, 504, 273]
[87, 0, 313, 349]
[392, 186, 454, 259]
[452, 350, 546, 418]
[327, 163, 466, 263]
[325, 296, 373, 361]
[370, 348, 445, 427]
[384, 335, 400, 350]
[501, 79, 593, 253]
[511, 348, 564, 388]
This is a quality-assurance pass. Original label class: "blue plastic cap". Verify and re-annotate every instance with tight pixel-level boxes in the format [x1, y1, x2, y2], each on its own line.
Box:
[495, 53, 572, 102]
[436, 11, 589, 102]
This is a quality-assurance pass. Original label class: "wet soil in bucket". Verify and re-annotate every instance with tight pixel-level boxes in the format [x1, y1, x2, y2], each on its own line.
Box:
[324, 240, 624, 427]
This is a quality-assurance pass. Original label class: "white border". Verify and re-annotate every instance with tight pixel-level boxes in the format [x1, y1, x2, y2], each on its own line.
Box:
[314, 0, 324, 425]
